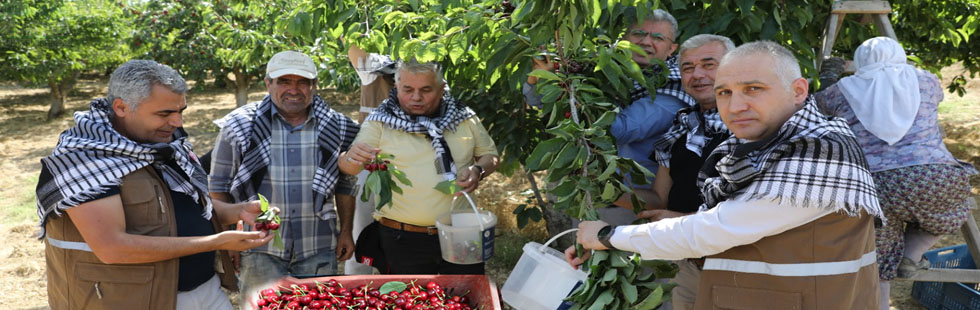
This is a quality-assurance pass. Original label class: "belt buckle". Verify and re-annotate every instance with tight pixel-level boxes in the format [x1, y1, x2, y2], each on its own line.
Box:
[426, 226, 438, 235]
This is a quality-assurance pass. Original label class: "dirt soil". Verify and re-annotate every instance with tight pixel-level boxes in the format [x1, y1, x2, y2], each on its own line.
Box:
[0, 65, 977, 309]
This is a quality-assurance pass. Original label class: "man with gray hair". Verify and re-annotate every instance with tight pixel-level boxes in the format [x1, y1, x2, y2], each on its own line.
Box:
[339, 59, 500, 274]
[568, 41, 883, 309]
[209, 51, 360, 303]
[612, 33, 736, 310]
[36, 59, 274, 310]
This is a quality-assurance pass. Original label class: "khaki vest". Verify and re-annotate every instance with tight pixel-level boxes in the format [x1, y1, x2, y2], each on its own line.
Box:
[695, 212, 879, 310]
[45, 167, 237, 310]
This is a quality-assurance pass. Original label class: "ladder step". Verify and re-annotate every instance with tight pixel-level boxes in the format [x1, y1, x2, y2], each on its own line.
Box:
[900, 268, 980, 283]
[832, 1, 892, 14]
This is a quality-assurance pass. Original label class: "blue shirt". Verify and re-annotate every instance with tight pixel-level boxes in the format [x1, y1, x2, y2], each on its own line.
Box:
[610, 94, 686, 188]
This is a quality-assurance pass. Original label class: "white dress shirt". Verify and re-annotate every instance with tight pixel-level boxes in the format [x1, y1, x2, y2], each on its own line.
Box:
[608, 195, 834, 261]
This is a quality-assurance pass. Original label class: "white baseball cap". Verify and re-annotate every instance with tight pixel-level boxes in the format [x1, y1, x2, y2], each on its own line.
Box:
[266, 51, 317, 79]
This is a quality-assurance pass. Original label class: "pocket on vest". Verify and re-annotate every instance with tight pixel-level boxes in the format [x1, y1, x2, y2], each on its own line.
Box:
[120, 179, 167, 229]
[711, 285, 801, 310]
[72, 262, 155, 309]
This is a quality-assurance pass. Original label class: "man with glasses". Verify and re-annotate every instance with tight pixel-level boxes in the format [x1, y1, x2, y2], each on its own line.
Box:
[611, 9, 696, 192]
[208, 51, 360, 304]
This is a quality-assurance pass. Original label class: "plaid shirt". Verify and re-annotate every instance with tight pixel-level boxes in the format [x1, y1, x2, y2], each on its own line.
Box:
[210, 106, 355, 260]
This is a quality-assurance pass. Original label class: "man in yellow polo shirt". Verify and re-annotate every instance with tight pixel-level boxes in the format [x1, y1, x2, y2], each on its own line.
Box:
[339, 60, 499, 274]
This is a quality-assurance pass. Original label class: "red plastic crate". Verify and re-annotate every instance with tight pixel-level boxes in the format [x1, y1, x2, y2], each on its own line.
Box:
[249, 274, 502, 310]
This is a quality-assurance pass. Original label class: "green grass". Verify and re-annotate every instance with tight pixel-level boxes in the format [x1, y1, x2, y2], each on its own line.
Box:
[2, 176, 40, 226]
[938, 97, 980, 120]
[488, 231, 537, 271]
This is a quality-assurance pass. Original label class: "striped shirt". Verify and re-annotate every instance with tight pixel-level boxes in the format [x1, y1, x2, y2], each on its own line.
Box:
[210, 105, 355, 260]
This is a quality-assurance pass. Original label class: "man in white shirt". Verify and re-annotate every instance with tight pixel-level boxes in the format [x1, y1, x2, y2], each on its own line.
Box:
[566, 41, 884, 310]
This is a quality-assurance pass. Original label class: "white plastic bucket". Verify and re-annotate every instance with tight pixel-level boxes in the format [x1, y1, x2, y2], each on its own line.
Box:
[501, 229, 587, 310]
[435, 192, 497, 264]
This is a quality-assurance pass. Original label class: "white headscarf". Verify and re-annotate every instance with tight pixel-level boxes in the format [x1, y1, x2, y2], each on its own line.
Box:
[837, 37, 921, 145]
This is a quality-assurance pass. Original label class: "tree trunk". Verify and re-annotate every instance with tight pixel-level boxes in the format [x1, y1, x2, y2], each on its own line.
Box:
[527, 173, 575, 250]
[46, 74, 78, 120]
[542, 203, 575, 250]
[232, 67, 250, 106]
[47, 84, 66, 120]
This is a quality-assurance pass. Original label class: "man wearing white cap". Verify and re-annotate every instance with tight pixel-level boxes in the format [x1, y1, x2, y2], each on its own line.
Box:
[209, 51, 360, 302]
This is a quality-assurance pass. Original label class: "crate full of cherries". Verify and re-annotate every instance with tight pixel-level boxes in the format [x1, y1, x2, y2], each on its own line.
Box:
[251, 274, 502, 310]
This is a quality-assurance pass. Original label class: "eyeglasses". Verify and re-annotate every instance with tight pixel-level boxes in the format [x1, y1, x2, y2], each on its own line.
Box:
[628, 29, 673, 44]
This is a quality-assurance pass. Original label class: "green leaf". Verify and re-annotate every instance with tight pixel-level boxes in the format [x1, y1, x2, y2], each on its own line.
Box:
[590, 250, 609, 264]
[601, 268, 618, 283]
[550, 143, 581, 171]
[620, 276, 638, 303]
[360, 180, 371, 202]
[529, 69, 562, 82]
[525, 138, 564, 172]
[379, 281, 408, 294]
[434, 179, 461, 195]
[600, 181, 618, 201]
[258, 193, 269, 212]
[587, 290, 615, 310]
[366, 171, 382, 197]
[592, 111, 618, 128]
[390, 168, 413, 187]
[514, 204, 530, 228]
[597, 161, 618, 181]
[631, 286, 664, 310]
[378, 171, 392, 209]
[736, 0, 756, 14]
[610, 250, 630, 267]
[550, 179, 578, 198]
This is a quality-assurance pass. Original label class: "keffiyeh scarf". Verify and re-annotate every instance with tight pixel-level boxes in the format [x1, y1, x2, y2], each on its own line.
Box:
[629, 55, 697, 107]
[215, 95, 359, 212]
[36, 98, 212, 237]
[653, 106, 729, 167]
[365, 87, 475, 181]
[697, 96, 883, 219]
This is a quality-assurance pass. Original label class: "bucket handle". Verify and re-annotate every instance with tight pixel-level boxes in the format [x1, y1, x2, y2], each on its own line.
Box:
[450, 191, 485, 231]
[540, 228, 579, 252]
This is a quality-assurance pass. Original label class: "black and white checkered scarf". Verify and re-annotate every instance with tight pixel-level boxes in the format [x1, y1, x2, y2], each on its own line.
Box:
[365, 86, 475, 181]
[629, 55, 697, 107]
[215, 95, 359, 212]
[35, 98, 212, 238]
[697, 97, 883, 218]
[653, 107, 729, 167]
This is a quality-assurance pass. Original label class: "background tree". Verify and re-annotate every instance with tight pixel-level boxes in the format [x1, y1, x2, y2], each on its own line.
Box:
[131, 0, 303, 106]
[0, 0, 131, 119]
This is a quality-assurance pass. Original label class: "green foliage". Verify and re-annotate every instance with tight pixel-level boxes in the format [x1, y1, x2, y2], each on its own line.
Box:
[566, 249, 676, 309]
[1, 0, 130, 84]
[0, 0, 131, 117]
[360, 153, 412, 210]
[665, 0, 980, 95]
[666, 0, 830, 82]
[130, 0, 305, 105]
[891, 0, 980, 96]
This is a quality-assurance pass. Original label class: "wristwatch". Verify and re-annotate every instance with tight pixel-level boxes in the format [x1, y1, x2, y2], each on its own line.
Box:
[472, 165, 486, 179]
[597, 225, 616, 249]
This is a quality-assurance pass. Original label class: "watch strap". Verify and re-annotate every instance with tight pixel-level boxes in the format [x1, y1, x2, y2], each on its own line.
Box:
[472, 164, 486, 179]
[598, 225, 616, 249]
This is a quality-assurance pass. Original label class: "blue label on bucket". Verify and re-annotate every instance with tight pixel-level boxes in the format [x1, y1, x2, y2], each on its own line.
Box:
[482, 226, 495, 260]
[556, 281, 583, 310]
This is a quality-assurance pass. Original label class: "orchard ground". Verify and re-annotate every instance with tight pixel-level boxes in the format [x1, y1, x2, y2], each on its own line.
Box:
[1, 66, 977, 309]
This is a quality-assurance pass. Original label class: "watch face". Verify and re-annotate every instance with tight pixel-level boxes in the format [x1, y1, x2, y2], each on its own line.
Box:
[598, 225, 612, 238]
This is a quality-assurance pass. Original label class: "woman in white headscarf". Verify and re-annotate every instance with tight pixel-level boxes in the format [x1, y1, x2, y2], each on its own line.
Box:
[815, 36, 977, 310]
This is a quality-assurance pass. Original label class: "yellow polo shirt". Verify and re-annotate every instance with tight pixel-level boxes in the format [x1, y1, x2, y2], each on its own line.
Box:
[354, 116, 498, 226]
